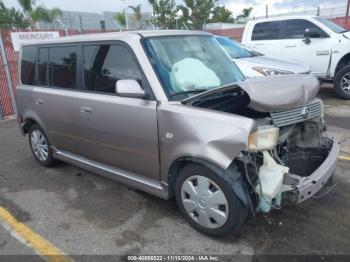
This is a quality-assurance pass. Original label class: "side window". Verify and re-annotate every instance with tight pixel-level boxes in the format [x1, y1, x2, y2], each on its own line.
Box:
[49, 46, 77, 89]
[38, 48, 48, 85]
[284, 19, 324, 39]
[252, 21, 281, 40]
[83, 44, 142, 94]
[21, 46, 37, 85]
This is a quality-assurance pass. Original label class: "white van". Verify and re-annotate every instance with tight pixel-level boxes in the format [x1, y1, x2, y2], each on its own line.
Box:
[242, 16, 350, 99]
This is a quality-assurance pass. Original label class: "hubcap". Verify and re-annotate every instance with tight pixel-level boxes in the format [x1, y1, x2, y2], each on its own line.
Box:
[30, 130, 49, 162]
[340, 73, 350, 94]
[181, 175, 229, 229]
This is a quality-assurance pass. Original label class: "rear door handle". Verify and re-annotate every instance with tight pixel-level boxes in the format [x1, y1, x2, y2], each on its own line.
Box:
[285, 44, 296, 48]
[81, 106, 93, 114]
[36, 99, 44, 105]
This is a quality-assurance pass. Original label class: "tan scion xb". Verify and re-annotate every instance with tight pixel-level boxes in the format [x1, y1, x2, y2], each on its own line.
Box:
[16, 30, 339, 237]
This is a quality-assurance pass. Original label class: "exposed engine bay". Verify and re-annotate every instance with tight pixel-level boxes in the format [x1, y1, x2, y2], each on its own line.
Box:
[184, 80, 339, 214]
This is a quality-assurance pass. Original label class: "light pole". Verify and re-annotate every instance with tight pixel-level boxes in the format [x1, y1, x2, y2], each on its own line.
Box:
[121, 0, 129, 30]
[346, 0, 350, 24]
[125, 7, 129, 30]
[153, 0, 157, 28]
[175, 9, 183, 29]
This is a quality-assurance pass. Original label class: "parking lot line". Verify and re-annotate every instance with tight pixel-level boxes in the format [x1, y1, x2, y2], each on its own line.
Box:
[0, 206, 71, 262]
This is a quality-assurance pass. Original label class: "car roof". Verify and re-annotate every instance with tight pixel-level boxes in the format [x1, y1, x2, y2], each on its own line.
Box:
[248, 15, 317, 24]
[21, 30, 211, 46]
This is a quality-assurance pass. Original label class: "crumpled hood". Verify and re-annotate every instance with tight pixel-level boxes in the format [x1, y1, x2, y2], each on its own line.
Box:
[239, 74, 320, 112]
[182, 74, 320, 113]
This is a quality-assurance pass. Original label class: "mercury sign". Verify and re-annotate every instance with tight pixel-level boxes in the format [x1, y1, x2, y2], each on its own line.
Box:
[10, 31, 60, 52]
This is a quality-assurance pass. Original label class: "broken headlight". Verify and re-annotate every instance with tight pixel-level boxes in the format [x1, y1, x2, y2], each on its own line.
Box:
[248, 125, 279, 151]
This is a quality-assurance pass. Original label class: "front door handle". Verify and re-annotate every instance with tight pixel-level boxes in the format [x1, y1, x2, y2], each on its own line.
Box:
[81, 106, 93, 114]
[285, 44, 296, 48]
[36, 99, 44, 105]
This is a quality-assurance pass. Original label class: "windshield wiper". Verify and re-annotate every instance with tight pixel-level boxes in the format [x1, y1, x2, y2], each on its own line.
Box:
[169, 89, 208, 99]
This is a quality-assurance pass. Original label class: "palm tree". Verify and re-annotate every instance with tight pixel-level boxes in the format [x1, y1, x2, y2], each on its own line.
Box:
[17, 0, 33, 14]
[128, 4, 142, 29]
[242, 7, 253, 18]
[17, 0, 62, 29]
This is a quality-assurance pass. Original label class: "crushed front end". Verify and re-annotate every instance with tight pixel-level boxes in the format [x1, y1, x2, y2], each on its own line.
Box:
[240, 98, 339, 213]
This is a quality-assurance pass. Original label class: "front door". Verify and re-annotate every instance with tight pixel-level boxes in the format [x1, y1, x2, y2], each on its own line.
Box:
[76, 43, 160, 180]
[280, 19, 332, 76]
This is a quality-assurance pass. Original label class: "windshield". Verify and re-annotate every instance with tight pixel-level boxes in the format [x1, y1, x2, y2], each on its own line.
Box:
[314, 17, 347, 33]
[143, 35, 245, 100]
[216, 36, 257, 58]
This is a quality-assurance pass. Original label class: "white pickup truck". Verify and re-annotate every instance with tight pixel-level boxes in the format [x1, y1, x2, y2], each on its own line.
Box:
[242, 16, 350, 99]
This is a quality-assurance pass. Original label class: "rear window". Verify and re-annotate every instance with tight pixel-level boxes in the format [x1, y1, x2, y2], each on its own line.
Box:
[252, 21, 281, 40]
[21, 45, 78, 89]
[21, 46, 36, 85]
[49, 46, 77, 89]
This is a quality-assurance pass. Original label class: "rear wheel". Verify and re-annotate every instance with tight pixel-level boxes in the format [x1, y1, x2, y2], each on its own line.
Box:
[28, 124, 55, 167]
[175, 163, 247, 237]
[334, 65, 350, 99]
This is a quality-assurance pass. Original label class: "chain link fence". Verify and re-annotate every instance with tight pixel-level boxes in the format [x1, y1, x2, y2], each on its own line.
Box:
[1, 13, 350, 117]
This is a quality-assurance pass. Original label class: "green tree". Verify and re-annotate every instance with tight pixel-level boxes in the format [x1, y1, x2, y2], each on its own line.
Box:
[181, 0, 217, 29]
[17, 0, 62, 29]
[157, 0, 177, 29]
[0, 1, 29, 29]
[211, 6, 234, 23]
[128, 4, 142, 29]
[147, 0, 177, 29]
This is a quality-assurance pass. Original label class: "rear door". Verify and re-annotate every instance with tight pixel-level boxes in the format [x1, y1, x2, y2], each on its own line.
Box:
[280, 19, 331, 76]
[246, 21, 283, 58]
[32, 44, 86, 156]
[76, 43, 160, 180]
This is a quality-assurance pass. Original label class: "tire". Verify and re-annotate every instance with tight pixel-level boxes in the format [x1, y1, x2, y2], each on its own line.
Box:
[175, 163, 247, 237]
[28, 124, 55, 167]
[334, 65, 350, 100]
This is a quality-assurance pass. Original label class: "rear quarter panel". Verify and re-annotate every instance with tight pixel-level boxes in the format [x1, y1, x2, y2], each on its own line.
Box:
[16, 85, 50, 136]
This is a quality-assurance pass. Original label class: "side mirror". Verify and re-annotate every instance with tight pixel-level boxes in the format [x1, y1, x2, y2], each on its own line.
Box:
[115, 79, 145, 99]
[304, 28, 325, 39]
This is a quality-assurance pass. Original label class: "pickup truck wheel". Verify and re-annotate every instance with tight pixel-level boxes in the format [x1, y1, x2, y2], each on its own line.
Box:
[28, 124, 55, 167]
[334, 65, 350, 99]
[175, 163, 247, 237]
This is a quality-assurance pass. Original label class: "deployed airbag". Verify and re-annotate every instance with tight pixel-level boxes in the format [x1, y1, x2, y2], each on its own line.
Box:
[169, 58, 220, 92]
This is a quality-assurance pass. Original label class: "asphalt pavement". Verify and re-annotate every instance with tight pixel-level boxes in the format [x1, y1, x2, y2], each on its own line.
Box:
[0, 85, 349, 260]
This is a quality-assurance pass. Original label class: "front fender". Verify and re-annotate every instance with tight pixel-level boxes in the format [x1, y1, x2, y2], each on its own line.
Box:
[157, 102, 255, 184]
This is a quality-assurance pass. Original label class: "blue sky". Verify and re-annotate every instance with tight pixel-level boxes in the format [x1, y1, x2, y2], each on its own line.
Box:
[2, 0, 349, 17]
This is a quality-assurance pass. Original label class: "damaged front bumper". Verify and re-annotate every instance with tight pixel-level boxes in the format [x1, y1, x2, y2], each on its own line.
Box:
[284, 139, 340, 203]
[243, 135, 340, 213]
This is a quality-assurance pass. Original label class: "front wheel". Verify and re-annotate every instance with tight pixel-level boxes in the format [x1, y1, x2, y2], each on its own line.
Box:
[175, 164, 247, 237]
[334, 65, 350, 99]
